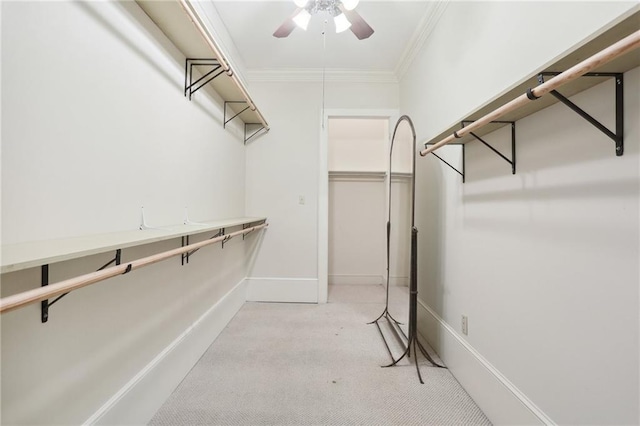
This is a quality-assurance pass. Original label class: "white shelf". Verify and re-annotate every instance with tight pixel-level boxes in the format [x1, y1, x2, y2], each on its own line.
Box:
[135, 0, 268, 131]
[1, 217, 266, 274]
[422, 9, 640, 147]
[329, 171, 387, 182]
[328, 171, 414, 181]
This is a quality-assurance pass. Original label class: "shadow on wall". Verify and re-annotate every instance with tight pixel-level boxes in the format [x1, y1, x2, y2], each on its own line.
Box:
[76, 2, 181, 91]
[76, 1, 229, 130]
[245, 225, 268, 275]
[460, 206, 637, 251]
[416, 146, 445, 317]
[462, 177, 638, 203]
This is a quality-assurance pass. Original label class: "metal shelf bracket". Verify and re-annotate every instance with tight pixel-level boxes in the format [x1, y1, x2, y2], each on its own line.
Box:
[182, 229, 225, 264]
[462, 120, 516, 176]
[184, 58, 225, 100]
[185, 219, 266, 263]
[538, 72, 623, 156]
[425, 143, 466, 183]
[244, 123, 268, 145]
[222, 102, 268, 142]
[242, 223, 253, 240]
[424, 120, 516, 183]
[181, 235, 190, 265]
[224, 101, 251, 129]
[41, 249, 122, 323]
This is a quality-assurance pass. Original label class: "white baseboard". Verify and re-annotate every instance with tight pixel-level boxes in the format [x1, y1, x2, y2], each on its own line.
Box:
[327, 275, 408, 286]
[245, 277, 318, 303]
[416, 299, 554, 426]
[85, 279, 247, 425]
[329, 274, 383, 285]
[388, 276, 408, 286]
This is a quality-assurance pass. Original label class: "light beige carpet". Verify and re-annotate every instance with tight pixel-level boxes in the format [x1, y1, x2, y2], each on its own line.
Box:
[148, 285, 491, 425]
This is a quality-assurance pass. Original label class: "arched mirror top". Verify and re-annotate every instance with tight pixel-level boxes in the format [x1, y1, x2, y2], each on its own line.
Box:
[390, 116, 415, 175]
[389, 115, 417, 227]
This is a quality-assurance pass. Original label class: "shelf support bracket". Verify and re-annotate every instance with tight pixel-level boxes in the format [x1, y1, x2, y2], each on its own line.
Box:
[425, 144, 466, 183]
[242, 223, 252, 240]
[224, 101, 251, 129]
[181, 220, 266, 265]
[221, 226, 233, 248]
[40, 265, 49, 323]
[41, 249, 122, 323]
[461, 120, 516, 176]
[244, 123, 268, 145]
[219, 228, 226, 249]
[181, 235, 190, 265]
[243, 219, 266, 240]
[184, 58, 225, 101]
[538, 72, 623, 156]
[185, 229, 225, 261]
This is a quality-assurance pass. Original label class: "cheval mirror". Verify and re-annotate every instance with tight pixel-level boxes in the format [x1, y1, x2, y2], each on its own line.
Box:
[369, 115, 443, 383]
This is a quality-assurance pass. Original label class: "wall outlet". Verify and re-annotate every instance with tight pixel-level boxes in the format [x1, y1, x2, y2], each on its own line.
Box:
[299, 195, 305, 205]
[462, 315, 468, 335]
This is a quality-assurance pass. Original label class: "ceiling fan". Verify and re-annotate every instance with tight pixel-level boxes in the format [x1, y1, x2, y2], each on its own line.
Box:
[273, 0, 374, 40]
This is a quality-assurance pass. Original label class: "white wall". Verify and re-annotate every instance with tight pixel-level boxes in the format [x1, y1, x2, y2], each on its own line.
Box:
[192, 1, 249, 89]
[1, 1, 247, 243]
[244, 78, 399, 301]
[402, 1, 638, 144]
[1, 2, 258, 424]
[328, 173, 386, 285]
[403, 2, 639, 424]
[328, 118, 388, 172]
[328, 118, 387, 285]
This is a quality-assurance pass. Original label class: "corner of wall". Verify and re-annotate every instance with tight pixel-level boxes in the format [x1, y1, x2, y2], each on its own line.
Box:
[86, 279, 247, 425]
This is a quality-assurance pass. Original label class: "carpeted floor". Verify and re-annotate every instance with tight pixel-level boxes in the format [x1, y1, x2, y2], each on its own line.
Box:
[149, 285, 491, 425]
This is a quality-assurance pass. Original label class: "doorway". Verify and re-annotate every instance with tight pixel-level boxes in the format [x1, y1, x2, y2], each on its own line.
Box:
[327, 117, 388, 287]
[318, 109, 399, 304]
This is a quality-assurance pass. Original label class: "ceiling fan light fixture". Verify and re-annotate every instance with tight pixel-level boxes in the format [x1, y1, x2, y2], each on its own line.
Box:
[334, 13, 351, 33]
[292, 9, 311, 30]
[341, 0, 360, 11]
[293, 0, 309, 7]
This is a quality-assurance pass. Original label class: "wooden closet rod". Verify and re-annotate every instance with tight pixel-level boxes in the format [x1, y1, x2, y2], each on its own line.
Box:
[0, 223, 268, 315]
[420, 30, 640, 157]
[178, 0, 270, 131]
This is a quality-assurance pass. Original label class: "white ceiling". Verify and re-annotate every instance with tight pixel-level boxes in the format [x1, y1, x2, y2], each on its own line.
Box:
[211, 1, 435, 74]
[329, 117, 389, 139]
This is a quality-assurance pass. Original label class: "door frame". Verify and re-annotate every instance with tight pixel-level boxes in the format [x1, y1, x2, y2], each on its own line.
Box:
[318, 108, 399, 303]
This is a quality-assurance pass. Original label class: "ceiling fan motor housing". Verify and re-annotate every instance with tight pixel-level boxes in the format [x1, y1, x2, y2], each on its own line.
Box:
[307, 0, 343, 17]
[277, 0, 372, 40]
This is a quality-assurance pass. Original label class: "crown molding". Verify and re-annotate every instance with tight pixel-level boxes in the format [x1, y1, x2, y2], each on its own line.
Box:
[246, 68, 398, 84]
[395, 0, 449, 80]
[245, 1, 448, 84]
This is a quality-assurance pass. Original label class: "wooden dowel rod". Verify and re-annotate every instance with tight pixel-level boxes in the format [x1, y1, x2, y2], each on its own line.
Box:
[420, 30, 640, 156]
[0, 223, 268, 315]
[178, 0, 270, 130]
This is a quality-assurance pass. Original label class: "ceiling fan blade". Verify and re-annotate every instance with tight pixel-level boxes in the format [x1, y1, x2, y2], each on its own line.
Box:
[339, 5, 374, 40]
[273, 7, 302, 38]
